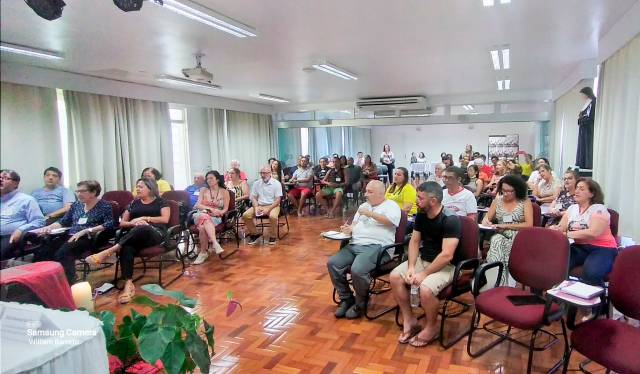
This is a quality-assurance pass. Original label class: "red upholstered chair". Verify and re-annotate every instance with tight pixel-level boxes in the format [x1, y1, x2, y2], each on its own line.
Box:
[564, 245, 640, 374]
[531, 202, 542, 227]
[332, 211, 409, 320]
[103, 190, 134, 218]
[394, 215, 481, 348]
[113, 199, 185, 287]
[467, 227, 570, 374]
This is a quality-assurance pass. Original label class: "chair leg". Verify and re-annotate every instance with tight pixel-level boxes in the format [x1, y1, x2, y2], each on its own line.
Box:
[526, 330, 539, 374]
[439, 299, 473, 349]
[363, 292, 398, 320]
[466, 310, 509, 358]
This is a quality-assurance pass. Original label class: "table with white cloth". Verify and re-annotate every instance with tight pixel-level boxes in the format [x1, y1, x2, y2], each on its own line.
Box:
[0, 301, 108, 374]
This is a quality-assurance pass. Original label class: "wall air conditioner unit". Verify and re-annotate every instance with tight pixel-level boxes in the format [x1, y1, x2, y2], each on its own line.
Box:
[356, 96, 427, 111]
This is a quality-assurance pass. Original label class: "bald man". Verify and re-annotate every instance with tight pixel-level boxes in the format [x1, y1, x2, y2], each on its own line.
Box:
[327, 180, 401, 319]
[243, 165, 283, 245]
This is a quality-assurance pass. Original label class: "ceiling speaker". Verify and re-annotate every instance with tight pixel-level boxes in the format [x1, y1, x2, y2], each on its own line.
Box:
[113, 0, 144, 12]
[24, 0, 66, 21]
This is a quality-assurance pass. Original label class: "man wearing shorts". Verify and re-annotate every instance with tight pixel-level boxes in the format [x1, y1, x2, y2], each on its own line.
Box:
[390, 181, 461, 347]
[287, 156, 314, 217]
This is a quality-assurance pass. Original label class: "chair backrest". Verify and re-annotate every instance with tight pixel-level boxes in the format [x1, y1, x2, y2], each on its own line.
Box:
[227, 190, 236, 212]
[103, 200, 121, 227]
[103, 190, 134, 217]
[164, 199, 181, 227]
[162, 190, 191, 208]
[395, 211, 408, 244]
[531, 202, 542, 227]
[509, 227, 568, 290]
[454, 216, 479, 264]
[607, 208, 619, 237]
[609, 245, 640, 320]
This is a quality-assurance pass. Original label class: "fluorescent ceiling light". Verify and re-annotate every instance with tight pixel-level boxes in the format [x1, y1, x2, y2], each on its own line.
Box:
[500, 0, 511, 3]
[504, 79, 511, 90]
[312, 62, 358, 80]
[151, 0, 257, 38]
[463, 105, 475, 111]
[483, 0, 494, 6]
[157, 75, 221, 89]
[0, 42, 64, 60]
[497, 80, 504, 91]
[257, 93, 289, 103]
[501, 48, 510, 69]
[490, 50, 500, 70]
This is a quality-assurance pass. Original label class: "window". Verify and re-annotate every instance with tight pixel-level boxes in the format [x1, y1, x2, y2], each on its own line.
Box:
[300, 127, 309, 156]
[169, 107, 190, 189]
[56, 89, 70, 187]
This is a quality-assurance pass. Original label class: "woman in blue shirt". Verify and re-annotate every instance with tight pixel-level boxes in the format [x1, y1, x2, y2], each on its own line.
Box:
[35, 180, 115, 283]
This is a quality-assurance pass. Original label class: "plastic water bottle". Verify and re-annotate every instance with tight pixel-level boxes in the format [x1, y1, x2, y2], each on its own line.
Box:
[410, 285, 420, 308]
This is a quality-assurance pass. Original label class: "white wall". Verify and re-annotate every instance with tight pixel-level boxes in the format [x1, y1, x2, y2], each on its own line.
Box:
[370, 122, 537, 168]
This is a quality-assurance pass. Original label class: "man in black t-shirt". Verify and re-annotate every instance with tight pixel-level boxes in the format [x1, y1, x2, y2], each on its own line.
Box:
[390, 181, 461, 347]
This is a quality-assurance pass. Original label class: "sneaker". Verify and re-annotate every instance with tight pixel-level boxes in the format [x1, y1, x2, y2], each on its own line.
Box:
[213, 242, 224, 254]
[345, 303, 365, 319]
[334, 297, 355, 318]
[267, 237, 277, 245]
[247, 234, 262, 245]
[192, 251, 209, 265]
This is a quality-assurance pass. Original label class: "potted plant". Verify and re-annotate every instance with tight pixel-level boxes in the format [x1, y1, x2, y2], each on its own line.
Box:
[92, 284, 241, 374]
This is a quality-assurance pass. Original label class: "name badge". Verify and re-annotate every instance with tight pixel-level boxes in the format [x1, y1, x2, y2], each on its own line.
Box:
[336, 178, 342, 182]
[78, 217, 88, 224]
[502, 214, 513, 224]
[1, 208, 13, 216]
[194, 191, 200, 196]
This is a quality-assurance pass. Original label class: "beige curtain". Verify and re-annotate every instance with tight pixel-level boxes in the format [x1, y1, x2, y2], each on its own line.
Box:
[64, 90, 172, 191]
[225, 110, 274, 181]
[593, 35, 640, 241]
[0, 82, 61, 192]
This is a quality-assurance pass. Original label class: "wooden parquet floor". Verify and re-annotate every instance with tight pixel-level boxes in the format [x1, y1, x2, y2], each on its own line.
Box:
[93, 213, 601, 374]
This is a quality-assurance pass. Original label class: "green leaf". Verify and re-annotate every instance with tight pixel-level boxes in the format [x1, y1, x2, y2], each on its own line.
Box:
[94, 311, 116, 344]
[140, 284, 197, 307]
[161, 337, 187, 374]
[180, 356, 196, 374]
[118, 316, 133, 338]
[186, 330, 211, 374]
[130, 309, 147, 337]
[226, 291, 233, 301]
[138, 309, 177, 364]
[110, 335, 138, 364]
[132, 295, 159, 308]
[141, 284, 166, 296]
[203, 320, 215, 354]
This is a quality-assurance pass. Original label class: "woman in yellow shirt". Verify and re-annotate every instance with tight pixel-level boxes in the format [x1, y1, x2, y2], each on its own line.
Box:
[133, 167, 172, 197]
[385, 167, 417, 216]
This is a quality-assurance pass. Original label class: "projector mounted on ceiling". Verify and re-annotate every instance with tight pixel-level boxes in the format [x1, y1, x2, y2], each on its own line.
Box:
[181, 53, 214, 84]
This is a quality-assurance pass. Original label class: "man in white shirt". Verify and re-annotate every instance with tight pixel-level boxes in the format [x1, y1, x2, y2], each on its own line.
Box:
[441, 166, 477, 221]
[287, 156, 314, 217]
[327, 180, 401, 319]
[243, 166, 283, 245]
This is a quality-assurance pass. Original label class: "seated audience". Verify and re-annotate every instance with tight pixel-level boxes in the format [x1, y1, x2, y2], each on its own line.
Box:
[527, 158, 555, 189]
[458, 154, 470, 169]
[532, 164, 562, 204]
[192, 171, 230, 265]
[482, 175, 533, 285]
[226, 168, 250, 215]
[86, 178, 170, 303]
[1, 169, 45, 260]
[385, 167, 417, 217]
[270, 159, 284, 183]
[185, 172, 206, 209]
[427, 163, 445, 187]
[361, 155, 378, 189]
[316, 156, 346, 218]
[550, 178, 618, 285]
[465, 164, 485, 197]
[133, 167, 171, 196]
[313, 157, 330, 180]
[490, 156, 499, 173]
[287, 157, 314, 217]
[442, 157, 454, 168]
[354, 152, 365, 167]
[31, 167, 75, 224]
[243, 166, 283, 245]
[546, 169, 578, 226]
[390, 181, 461, 347]
[483, 160, 507, 196]
[327, 180, 401, 319]
[224, 160, 248, 182]
[442, 166, 477, 221]
[478, 155, 494, 183]
[34, 180, 114, 282]
[519, 153, 534, 178]
[344, 157, 363, 199]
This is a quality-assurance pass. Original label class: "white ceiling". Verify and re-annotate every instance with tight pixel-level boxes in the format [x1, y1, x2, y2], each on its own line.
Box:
[0, 0, 636, 106]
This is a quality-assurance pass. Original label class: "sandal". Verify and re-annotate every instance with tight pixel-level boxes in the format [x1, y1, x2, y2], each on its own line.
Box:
[84, 249, 113, 266]
[408, 332, 440, 347]
[398, 324, 422, 344]
[118, 282, 135, 304]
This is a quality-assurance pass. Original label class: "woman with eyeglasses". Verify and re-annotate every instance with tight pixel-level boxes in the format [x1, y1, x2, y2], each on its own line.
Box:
[192, 171, 230, 265]
[226, 168, 250, 215]
[545, 169, 578, 226]
[481, 175, 534, 286]
[86, 178, 170, 303]
[33, 180, 115, 283]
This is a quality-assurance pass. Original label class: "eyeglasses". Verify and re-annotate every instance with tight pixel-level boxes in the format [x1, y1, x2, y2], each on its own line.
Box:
[75, 189, 89, 193]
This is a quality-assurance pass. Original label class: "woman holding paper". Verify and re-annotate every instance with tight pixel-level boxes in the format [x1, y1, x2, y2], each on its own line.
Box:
[34, 180, 115, 283]
[482, 175, 534, 286]
[550, 178, 617, 285]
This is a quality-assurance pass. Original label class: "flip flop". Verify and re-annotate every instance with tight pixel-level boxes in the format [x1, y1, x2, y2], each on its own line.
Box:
[398, 324, 422, 344]
[84, 250, 112, 266]
[118, 283, 135, 304]
[409, 333, 440, 347]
